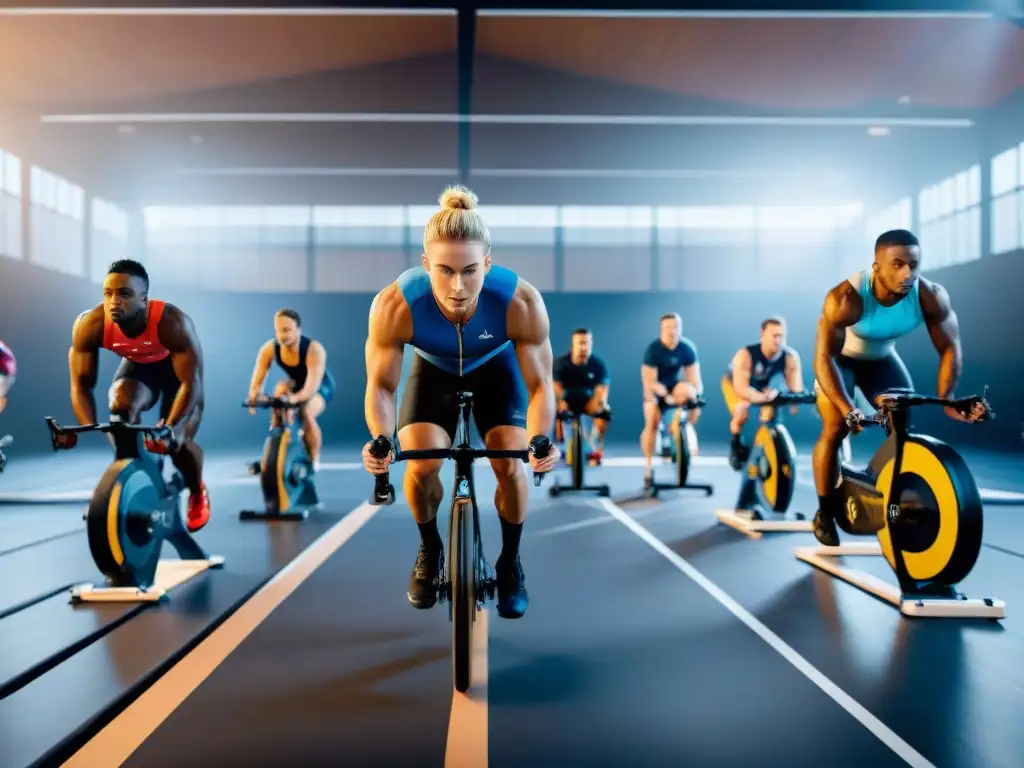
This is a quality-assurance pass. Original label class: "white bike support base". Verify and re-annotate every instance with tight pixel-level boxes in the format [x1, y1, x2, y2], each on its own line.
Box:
[715, 508, 813, 539]
[794, 543, 1005, 619]
[70, 556, 226, 604]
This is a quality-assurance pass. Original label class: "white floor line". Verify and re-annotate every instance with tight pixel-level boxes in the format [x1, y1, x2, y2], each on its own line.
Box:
[445, 608, 489, 768]
[596, 497, 935, 768]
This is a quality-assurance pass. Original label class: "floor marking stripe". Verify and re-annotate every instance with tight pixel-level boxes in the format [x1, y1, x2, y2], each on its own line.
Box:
[596, 497, 935, 768]
[445, 608, 489, 768]
[62, 501, 379, 767]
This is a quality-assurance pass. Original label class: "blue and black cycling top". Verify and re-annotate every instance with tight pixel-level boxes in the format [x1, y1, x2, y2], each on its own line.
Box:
[397, 264, 520, 376]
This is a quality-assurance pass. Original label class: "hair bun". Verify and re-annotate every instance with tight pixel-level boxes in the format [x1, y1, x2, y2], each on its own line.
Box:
[439, 185, 478, 211]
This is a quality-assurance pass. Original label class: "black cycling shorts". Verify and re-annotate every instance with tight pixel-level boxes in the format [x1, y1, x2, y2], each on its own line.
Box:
[398, 346, 528, 442]
[112, 355, 181, 421]
[834, 351, 914, 405]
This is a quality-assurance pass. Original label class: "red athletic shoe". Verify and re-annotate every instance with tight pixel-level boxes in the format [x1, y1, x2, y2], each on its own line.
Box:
[186, 483, 210, 532]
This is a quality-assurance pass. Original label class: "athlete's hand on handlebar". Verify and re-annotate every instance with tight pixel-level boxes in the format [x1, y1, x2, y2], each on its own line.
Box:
[144, 419, 179, 455]
[528, 436, 559, 475]
[945, 397, 989, 424]
[844, 408, 869, 433]
[363, 437, 394, 474]
[755, 388, 779, 405]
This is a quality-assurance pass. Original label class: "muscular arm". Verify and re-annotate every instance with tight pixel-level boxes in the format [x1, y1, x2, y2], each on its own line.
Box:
[68, 308, 103, 425]
[641, 364, 662, 399]
[292, 341, 327, 402]
[683, 362, 702, 398]
[730, 349, 763, 402]
[508, 280, 556, 438]
[247, 341, 275, 398]
[364, 283, 408, 440]
[593, 358, 610, 406]
[919, 279, 962, 399]
[784, 349, 805, 392]
[158, 305, 204, 430]
[813, 283, 863, 415]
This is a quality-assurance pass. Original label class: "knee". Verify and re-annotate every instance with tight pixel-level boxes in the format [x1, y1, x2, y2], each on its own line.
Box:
[108, 381, 136, 417]
[818, 419, 849, 444]
[273, 380, 292, 397]
[732, 401, 750, 419]
[489, 458, 522, 483]
[406, 459, 444, 481]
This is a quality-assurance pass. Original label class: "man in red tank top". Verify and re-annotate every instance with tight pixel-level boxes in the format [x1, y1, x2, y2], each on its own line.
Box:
[68, 259, 211, 531]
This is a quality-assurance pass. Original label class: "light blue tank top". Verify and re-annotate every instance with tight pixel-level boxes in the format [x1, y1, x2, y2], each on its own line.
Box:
[397, 264, 519, 375]
[841, 270, 924, 359]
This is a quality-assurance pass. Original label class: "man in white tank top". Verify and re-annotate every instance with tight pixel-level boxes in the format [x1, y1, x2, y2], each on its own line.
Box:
[811, 229, 987, 546]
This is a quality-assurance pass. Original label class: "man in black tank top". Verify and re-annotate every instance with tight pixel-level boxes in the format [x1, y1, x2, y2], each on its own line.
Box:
[721, 317, 804, 469]
[246, 309, 335, 469]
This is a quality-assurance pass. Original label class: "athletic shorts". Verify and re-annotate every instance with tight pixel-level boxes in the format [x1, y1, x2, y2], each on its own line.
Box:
[112, 356, 181, 421]
[833, 352, 914, 405]
[281, 371, 335, 406]
[398, 345, 528, 441]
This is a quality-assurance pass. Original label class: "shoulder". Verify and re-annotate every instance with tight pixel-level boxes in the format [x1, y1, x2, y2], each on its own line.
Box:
[783, 345, 800, 361]
[733, 346, 752, 364]
[591, 355, 609, 372]
[917, 276, 952, 321]
[681, 337, 698, 357]
[369, 281, 411, 343]
[822, 279, 863, 326]
[158, 303, 196, 334]
[507, 278, 549, 343]
[307, 339, 327, 358]
[72, 305, 104, 345]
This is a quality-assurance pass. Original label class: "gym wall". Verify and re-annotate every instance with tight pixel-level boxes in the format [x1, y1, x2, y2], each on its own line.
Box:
[0, 252, 1019, 455]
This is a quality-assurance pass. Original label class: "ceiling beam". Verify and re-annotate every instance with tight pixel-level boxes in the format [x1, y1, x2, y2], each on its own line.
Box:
[0, 1, 998, 15]
[457, 4, 476, 185]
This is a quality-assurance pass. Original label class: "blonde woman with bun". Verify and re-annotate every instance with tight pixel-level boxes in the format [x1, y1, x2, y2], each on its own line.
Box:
[361, 185, 560, 619]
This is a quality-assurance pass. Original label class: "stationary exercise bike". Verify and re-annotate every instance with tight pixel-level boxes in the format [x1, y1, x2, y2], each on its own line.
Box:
[550, 404, 610, 498]
[795, 388, 1005, 619]
[240, 395, 319, 521]
[645, 395, 714, 498]
[367, 391, 552, 693]
[716, 390, 818, 538]
[45, 415, 224, 603]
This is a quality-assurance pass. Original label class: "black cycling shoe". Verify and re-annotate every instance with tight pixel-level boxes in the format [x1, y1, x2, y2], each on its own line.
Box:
[812, 510, 840, 547]
[495, 555, 529, 619]
[408, 543, 443, 609]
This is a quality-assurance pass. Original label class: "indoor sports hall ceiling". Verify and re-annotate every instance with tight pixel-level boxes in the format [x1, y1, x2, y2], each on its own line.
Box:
[0, 13, 1020, 113]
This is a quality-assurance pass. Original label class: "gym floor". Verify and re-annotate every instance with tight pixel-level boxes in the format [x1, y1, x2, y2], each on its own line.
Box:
[1, 442, 1022, 767]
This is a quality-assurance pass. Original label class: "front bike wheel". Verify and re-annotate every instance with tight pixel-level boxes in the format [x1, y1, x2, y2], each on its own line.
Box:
[451, 498, 475, 693]
[675, 421, 691, 487]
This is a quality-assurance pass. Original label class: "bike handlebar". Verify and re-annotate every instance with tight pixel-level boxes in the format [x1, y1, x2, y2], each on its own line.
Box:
[845, 387, 993, 430]
[44, 416, 177, 452]
[0, 435, 11, 449]
[368, 434, 554, 505]
[242, 396, 303, 411]
[661, 395, 706, 410]
[767, 391, 817, 407]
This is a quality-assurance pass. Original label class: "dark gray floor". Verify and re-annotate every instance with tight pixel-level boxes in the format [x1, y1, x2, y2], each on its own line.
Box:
[2, 440, 1023, 766]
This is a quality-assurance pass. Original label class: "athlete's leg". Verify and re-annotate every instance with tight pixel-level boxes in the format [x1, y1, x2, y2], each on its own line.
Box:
[670, 380, 700, 454]
[722, 374, 751, 469]
[811, 363, 858, 546]
[397, 356, 458, 609]
[298, 393, 326, 467]
[640, 399, 663, 477]
[474, 348, 530, 619]
[583, 391, 610, 453]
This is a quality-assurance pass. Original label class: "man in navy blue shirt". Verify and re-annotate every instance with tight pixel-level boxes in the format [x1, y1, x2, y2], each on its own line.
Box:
[640, 313, 703, 481]
[553, 328, 611, 464]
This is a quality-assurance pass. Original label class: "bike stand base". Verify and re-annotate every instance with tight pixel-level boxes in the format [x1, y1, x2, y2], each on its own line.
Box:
[0, 490, 94, 504]
[239, 508, 310, 521]
[794, 544, 1006, 619]
[647, 483, 714, 499]
[69, 555, 226, 604]
[715, 508, 811, 539]
[549, 484, 611, 498]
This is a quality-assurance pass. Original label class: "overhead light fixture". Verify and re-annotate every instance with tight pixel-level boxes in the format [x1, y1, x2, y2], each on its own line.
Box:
[867, 126, 891, 137]
[189, 135, 203, 145]
[117, 124, 135, 135]
[898, 95, 911, 105]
